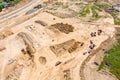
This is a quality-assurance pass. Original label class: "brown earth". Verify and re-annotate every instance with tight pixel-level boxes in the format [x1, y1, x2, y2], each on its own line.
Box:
[0, 0, 119, 80]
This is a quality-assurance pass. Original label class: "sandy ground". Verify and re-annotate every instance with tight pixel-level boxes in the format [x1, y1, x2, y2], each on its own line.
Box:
[84, 54, 118, 80]
[82, 34, 118, 80]
[0, 11, 118, 80]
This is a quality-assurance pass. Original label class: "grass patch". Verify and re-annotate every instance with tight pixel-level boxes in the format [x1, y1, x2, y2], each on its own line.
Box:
[62, 5, 69, 9]
[79, 3, 102, 20]
[9, 0, 21, 5]
[92, 2, 120, 25]
[78, 2, 120, 25]
[79, 5, 90, 17]
[116, 34, 120, 36]
[99, 40, 120, 80]
[109, 11, 120, 25]
[95, 2, 111, 8]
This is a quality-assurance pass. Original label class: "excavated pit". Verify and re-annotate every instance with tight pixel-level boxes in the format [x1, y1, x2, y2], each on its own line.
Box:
[50, 39, 83, 57]
[49, 23, 74, 34]
[63, 69, 72, 80]
[39, 56, 47, 65]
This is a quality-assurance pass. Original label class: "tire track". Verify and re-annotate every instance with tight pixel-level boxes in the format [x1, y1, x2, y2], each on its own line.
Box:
[79, 36, 116, 80]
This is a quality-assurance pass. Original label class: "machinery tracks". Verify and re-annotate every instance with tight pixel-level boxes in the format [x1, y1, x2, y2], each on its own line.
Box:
[79, 36, 116, 80]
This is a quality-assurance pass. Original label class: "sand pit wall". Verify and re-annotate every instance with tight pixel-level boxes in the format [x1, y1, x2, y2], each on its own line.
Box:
[80, 33, 117, 80]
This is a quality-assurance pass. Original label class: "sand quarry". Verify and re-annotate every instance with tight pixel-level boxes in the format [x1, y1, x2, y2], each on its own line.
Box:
[0, 10, 119, 80]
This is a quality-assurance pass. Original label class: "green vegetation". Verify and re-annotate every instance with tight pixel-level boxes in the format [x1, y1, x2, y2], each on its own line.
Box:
[116, 34, 120, 36]
[79, 4, 90, 17]
[79, 2, 120, 25]
[95, 2, 111, 8]
[79, 3, 102, 20]
[0, 5, 2, 11]
[109, 11, 120, 25]
[99, 40, 120, 80]
[9, 0, 21, 5]
[79, 1, 120, 79]
[0, 0, 21, 4]
[0, 0, 21, 12]
[62, 5, 69, 9]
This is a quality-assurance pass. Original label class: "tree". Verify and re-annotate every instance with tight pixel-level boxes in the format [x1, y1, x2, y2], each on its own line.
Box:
[0, 6, 2, 12]
[3, 0, 14, 3]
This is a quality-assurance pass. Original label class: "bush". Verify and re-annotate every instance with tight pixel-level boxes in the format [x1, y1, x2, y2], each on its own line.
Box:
[95, 2, 111, 8]
[0, 5, 2, 12]
[79, 3, 101, 19]
[99, 40, 120, 80]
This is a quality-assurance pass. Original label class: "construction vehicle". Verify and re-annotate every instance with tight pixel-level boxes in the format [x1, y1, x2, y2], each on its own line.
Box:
[34, 4, 42, 9]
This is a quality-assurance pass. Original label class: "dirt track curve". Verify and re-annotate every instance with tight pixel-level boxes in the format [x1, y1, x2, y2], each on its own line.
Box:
[79, 35, 116, 80]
